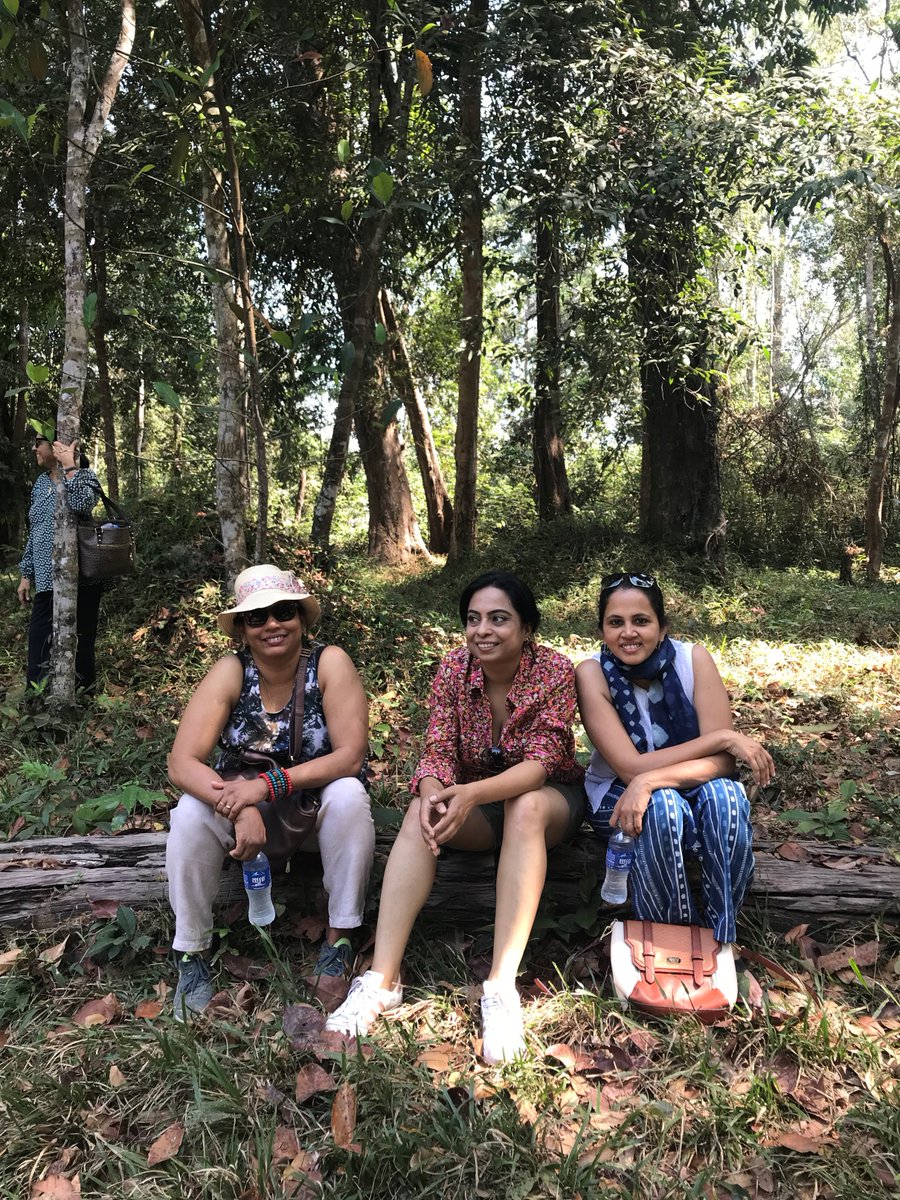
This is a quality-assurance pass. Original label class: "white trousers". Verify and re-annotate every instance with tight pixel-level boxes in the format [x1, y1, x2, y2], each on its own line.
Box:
[167, 777, 375, 952]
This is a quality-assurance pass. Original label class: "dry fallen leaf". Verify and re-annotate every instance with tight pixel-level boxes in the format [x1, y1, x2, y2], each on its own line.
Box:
[295, 1064, 336, 1104]
[303, 973, 349, 1014]
[272, 1125, 301, 1163]
[545, 1043, 577, 1071]
[134, 999, 163, 1020]
[763, 1131, 828, 1154]
[108, 1065, 126, 1088]
[146, 1120, 184, 1165]
[72, 993, 122, 1027]
[817, 940, 880, 973]
[221, 953, 274, 981]
[776, 842, 809, 862]
[331, 1081, 358, 1149]
[0, 947, 23, 975]
[784, 923, 810, 944]
[31, 1176, 81, 1199]
[292, 916, 326, 942]
[415, 48, 433, 96]
[88, 899, 120, 919]
[283, 1004, 325, 1049]
[39, 938, 69, 966]
[416, 1048, 452, 1072]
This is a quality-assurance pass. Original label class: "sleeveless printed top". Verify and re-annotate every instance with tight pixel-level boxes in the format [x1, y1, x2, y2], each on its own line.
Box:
[584, 639, 695, 812]
[215, 644, 367, 785]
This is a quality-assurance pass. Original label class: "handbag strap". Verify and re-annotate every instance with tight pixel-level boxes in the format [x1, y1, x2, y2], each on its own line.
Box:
[690, 925, 705, 987]
[86, 480, 131, 525]
[642, 920, 656, 985]
[289, 649, 311, 765]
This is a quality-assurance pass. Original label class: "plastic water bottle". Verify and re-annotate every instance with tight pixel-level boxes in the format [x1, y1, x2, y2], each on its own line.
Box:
[242, 852, 276, 926]
[601, 829, 635, 905]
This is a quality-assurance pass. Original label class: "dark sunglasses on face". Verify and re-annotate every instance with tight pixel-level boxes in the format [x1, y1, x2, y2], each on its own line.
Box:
[600, 572, 656, 592]
[238, 600, 301, 627]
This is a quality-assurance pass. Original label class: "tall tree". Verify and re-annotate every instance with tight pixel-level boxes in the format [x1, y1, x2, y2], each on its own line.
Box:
[50, 0, 135, 700]
[450, 0, 487, 559]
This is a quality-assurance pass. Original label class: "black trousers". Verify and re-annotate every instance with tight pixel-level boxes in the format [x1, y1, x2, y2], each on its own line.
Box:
[27, 586, 103, 693]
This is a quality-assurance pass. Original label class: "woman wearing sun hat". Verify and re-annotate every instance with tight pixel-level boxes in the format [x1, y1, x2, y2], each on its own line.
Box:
[166, 564, 374, 1019]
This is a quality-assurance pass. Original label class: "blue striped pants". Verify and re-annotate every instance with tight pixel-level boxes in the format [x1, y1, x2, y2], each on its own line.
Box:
[587, 777, 754, 943]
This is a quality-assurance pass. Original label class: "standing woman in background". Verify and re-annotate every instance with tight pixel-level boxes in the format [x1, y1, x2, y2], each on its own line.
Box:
[16, 434, 103, 693]
[576, 572, 774, 945]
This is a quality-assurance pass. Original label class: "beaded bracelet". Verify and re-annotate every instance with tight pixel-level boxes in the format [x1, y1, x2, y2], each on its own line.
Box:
[259, 767, 291, 801]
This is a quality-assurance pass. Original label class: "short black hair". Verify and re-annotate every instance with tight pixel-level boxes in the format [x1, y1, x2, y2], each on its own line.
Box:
[597, 571, 667, 626]
[458, 570, 541, 633]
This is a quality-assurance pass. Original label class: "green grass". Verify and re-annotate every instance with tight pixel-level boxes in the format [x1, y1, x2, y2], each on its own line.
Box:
[1, 514, 899, 1197]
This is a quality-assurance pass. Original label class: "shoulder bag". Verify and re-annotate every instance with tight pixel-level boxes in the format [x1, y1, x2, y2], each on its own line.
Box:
[220, 649, 321, 864]
[77, 482, 136, 580]
[609, 919, 737, 1024]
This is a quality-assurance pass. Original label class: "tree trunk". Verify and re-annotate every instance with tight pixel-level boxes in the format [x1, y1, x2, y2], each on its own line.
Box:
[50, 0, 134, 702]
[354, 356, 427, 564]
[380, 290, 452, 552]
[134, 369, 145, 495]
[770, 223, 785, 403]
[176, 0, 248, 583]
[14, 302, 28, 446]
[295, 467, 307, 523]
[450, 0, 487, 561]
[865, 235, 900, 582]
[90, 201, 120, 500]
[311, 217, 390, 552]
[204, 5, 269, 563]
[533, 204, 572, 520]
[864, 237, 880, 428]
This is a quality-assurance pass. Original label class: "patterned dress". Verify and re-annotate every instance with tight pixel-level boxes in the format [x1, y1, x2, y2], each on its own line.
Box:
[216, 645, 367, 785]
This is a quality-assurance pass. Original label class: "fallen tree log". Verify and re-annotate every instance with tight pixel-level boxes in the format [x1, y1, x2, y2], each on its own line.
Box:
[0, 830, 897, 931]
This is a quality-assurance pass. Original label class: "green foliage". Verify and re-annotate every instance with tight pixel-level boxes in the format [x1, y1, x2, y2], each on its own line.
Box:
[84, 904, 152, 964]
[782, 797, 851, 839]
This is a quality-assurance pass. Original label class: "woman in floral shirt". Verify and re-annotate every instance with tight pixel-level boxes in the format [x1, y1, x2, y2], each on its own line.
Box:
[328, 570, 586, 1063]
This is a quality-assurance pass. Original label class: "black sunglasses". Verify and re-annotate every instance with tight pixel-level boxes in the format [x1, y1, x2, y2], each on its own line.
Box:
[600, 572, 656, 592]
[481, 745, 506, 775]
[237, 600, 301, 627]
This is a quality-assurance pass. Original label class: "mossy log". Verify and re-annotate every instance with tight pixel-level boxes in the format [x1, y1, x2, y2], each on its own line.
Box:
[0, 828, 897, 932]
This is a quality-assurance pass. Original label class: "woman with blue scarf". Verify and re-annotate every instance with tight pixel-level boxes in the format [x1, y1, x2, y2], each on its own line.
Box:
[576, 572, 774, 944]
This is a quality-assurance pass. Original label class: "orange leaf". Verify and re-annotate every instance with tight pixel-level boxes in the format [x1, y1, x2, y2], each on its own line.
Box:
[415, 49, 433, 96]
[134, 999, 163, 1020]
[146, 1120, 184, 1165]
[331, 1081, 357, 1148]
[31, 1176, 81, 1199]
[295, 1064, 336, 1103]
[108, 1065, 126, 1087]
[776, 842, 809, 862]
[72, 993, 122, 1027]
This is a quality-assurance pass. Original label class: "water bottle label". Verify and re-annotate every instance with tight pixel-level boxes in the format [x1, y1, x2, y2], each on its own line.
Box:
[605, 846, 633, 873]
[244, 866, 270, 890]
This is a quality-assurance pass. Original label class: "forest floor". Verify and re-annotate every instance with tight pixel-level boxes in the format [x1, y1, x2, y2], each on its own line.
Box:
[0, 518, 898, 1199]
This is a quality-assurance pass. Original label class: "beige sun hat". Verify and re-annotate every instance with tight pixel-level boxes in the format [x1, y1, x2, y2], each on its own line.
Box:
[217, 564, 321, 638]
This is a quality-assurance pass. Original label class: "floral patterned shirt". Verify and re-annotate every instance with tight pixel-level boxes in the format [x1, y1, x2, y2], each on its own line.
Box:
[215, 644, 367, 785]
[19, 469, 100, 593]
[410, 642, 583, 793]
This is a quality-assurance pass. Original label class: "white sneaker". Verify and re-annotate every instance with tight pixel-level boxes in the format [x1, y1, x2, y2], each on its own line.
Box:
[480, 981, 526, 1065]
[324, 970, 403, 1036]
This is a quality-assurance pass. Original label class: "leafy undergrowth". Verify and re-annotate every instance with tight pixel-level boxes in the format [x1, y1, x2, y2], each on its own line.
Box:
[0, 909, 898, 1199]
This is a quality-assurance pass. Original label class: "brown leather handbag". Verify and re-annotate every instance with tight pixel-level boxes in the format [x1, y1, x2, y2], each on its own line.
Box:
[610, 919, 738, 1024]
[221, 649, 321, 864]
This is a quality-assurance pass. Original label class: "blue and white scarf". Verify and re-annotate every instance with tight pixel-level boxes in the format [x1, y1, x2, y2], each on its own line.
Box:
[600, 636, 699, 753]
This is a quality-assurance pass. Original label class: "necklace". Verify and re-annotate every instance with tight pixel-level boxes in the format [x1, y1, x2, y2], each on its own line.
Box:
[258, 670, 293, 713]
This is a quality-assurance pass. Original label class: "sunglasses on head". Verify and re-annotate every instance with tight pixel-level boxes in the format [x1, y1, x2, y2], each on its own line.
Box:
[238, 600, 301, 627]
[600, 572, 656, 592]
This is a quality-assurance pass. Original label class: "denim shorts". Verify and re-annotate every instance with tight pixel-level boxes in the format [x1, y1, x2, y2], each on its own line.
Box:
[477, 779, 587, 849]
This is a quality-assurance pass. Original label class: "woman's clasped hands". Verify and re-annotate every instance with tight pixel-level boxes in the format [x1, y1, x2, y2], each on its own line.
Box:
[418, 783, 480, 855]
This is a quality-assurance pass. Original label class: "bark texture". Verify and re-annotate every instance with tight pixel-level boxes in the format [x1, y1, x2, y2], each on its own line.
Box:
[175, 0, 248, 583]
[90, 201, 119, 500]
[381, 290, 452, 552]
[865, 234, 900, 582]
[450, 0, 487, 560]
[533, 205, 572, 520]
[51, 0, 135, 701]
